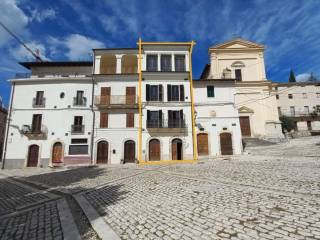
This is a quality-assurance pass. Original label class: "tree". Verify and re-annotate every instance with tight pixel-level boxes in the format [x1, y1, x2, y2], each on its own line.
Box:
[279, 116, 296, 133]
[288, 69, 296, 82]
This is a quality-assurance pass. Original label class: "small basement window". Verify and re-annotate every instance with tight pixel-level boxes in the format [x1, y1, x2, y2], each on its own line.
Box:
[69, 145, 88, 155]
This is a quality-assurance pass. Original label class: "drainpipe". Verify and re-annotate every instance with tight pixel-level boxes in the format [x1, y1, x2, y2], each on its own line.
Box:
[2, 82, 15, 169]
[90, 53, 96, 165]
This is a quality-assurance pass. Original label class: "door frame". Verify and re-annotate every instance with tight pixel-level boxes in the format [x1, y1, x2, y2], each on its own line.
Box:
[96, 140, 109, 164]
[196, 132, 210, 156]
[219, 131, 233, 155]
[25, 144, 41, 167]
[50, 141, 65, 166]
[147, 138, 162, 161]
[170, 138, 183, 160]
[238, 113, 253, 137]
[123, 139, 136, 163]
[94, 138, 111, 164]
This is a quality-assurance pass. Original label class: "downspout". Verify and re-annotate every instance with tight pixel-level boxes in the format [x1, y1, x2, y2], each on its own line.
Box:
[90, 53, 96, 165]
[188, 41, 198, 161]
[1, 82, 15, 169]
[138, 38, 143, 163]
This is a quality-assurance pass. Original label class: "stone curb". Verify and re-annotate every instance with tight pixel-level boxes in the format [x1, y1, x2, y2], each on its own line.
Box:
[57, 199, 81, 240]
[74, 194, 120, 240]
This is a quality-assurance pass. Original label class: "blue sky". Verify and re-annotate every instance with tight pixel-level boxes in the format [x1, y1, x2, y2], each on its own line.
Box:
[0, 0, 320, 106]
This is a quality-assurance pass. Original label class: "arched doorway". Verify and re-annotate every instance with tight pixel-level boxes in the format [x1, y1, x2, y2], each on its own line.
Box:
[172, 138, 183, 160]
[97, 141, 109, 164]
[124, 140, 135, 163]
[27, 145, 39, 167]
[220, 132, 233, 155]
[149, 139, 160, 161]
[52, 142, 63, 163]
[197, 133, 209, 156]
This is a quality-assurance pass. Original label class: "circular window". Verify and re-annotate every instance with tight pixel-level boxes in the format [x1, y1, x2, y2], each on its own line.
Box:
[60, 92, 65, 98]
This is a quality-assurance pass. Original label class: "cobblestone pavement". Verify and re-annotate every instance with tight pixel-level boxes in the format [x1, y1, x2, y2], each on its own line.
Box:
[0, 136, 319, 239]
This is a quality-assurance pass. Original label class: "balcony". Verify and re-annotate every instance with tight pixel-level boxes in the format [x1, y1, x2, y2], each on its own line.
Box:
[146, 119, 186, 133]
[21, 124, 47, 139]
[280, 110, 311, 117]
[73, 97, 87, 107]
[94, 95, 138, 109]
[32, 98, 46, 108]
[71, 125, 85, 134]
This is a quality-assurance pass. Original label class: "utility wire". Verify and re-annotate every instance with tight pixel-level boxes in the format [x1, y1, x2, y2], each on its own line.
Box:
[0, 20, 42, 62]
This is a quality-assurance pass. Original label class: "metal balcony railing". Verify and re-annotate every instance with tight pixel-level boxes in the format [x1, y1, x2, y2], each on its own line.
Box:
[94, 95, 138, 106]
[32, 98, 46, 108]
[147, 119, 186, 129]
[71, 125, 85, 134]
[73, 97, 87, 106]
[21, 124, 48, 138]
[280, 110, 312, 117]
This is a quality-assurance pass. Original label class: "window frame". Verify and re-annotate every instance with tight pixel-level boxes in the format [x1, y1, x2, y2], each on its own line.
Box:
[207, 85, 215, 98]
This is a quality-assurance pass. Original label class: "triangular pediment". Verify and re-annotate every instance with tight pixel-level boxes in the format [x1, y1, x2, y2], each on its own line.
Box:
[210, 38, 264, 50]
[238, 106, 254, 113]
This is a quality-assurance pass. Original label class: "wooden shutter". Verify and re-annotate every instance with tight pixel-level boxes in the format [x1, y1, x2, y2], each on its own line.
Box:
[126, 87, 136, 104]
[32, 114, 42, 132]
[180, 85, 184, 101]
[167, 84, 172, 101]
[146, 84, 150, 101]
[126, 113, 134, 128]
[100, 87, 111, 104]
[159, 85, 163, 101]
[100, 113, 108, 128]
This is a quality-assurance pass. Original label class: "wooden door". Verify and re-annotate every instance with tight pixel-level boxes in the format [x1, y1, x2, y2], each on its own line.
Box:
[27, 145, 39, 167]
[220, 132, 233, 155]
[100, 87, 110, 105]
[239, 116, 251, 137]
[149, 139, 160, 161]
[197, 133, 209, 156]
[52, 142, 63, 163]
[97, 141, 108, 164]
[172, 139, 183, 160]
[124, 140, 135, 163]
[126, 87, 136, 104]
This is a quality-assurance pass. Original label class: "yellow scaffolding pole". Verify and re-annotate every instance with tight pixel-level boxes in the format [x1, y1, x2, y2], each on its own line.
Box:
[189, 41, 198, 161]
[138, 38, 143, 163]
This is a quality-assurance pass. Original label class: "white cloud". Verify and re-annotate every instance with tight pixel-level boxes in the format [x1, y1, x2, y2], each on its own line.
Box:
[10, 41, 50, 61]
[30, 8, 56, 22]
[296, 73, 311, 82]
[48, 34, 105, 60]
[0, 0, 29, 47]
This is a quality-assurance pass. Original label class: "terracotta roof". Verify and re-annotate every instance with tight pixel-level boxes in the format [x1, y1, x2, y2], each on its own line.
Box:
[20, 61, 93, 69]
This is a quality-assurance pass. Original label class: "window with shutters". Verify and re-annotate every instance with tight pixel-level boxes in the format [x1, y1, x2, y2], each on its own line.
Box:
[146, 55, 158, 71]
[168, 110, 184, 128]
[175, 55, 185, 72]
[33, 91, 45, 107]
[146, 84, 163, 101]
[161, 55, 172, 72]
[126, 113, 134, 128]
[207, 86, 215, 98]
[100, 113, 108, 128]
[72, 116, 84, 133]
[147, 110, 162, 128]
[31, 114, 42, 133]
[167, 85, 185, 101]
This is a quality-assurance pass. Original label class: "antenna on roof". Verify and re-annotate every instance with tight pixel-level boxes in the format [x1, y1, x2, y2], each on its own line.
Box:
[0, 20, 43, 62]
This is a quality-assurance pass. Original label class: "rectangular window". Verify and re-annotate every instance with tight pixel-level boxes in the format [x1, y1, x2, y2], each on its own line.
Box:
[167, 85, 185, 101]
[31, 114, 42, 133]
[146, 84, 163, 101]
[175, 55, 185, 72]
[276, 94, 279, 100]
[147, 110, 162, 128]
[288, 94, 293, 99]
[207, 86, 215, 97]
[69, 145, 88, 155]
[303, 93, 307, 99]
[290, 106, 295, 116]
[235, 69, 242, 81]
[35, 91, 44, 106]
[126, 113, 134, 128]
[161, 55, 172, 72]
[100, 113, 108, 128]
[71, 138, 88, 144]
[168, 110, 184, 128]
[72, 116, 84, 133]
[304, 106, 309, 114]
[146, 55, 158, 71]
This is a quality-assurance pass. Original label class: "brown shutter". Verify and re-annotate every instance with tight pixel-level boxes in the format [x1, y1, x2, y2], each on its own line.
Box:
[126, 87, 136, 104]
[126, 113, 134, 128]
[100, 87, 111, 104]
[32, 114, 42, 132]
[100, 113, 108, 128]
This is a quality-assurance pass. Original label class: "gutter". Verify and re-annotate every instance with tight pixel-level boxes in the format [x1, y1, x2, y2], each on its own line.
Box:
[90, 56, 96, 165]
[1, 82, 15, 169]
